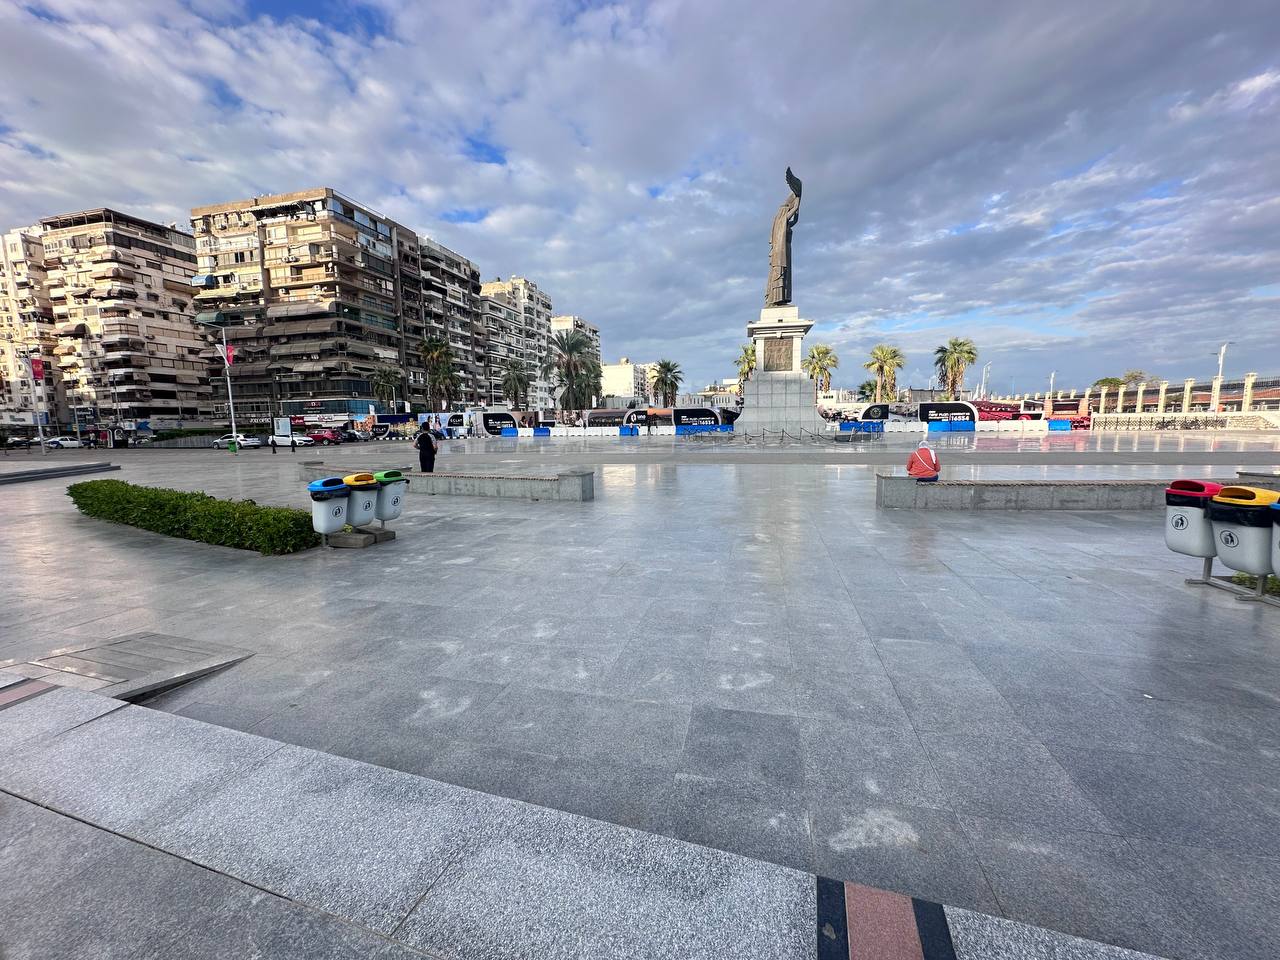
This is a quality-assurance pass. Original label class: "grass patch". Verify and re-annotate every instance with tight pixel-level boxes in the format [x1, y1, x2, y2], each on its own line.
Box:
[1230, 573, 1280, 596]
[68, 479, 318, 556]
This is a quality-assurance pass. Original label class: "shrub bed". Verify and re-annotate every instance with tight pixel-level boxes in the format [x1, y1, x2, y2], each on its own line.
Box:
[68, 480, 319, 555]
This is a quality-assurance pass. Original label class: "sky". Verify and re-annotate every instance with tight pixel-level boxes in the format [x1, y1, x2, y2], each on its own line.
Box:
[1, 0, 1277, 394]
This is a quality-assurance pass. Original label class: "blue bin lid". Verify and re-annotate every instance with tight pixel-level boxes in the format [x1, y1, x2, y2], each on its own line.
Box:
[307, 476, 348, 493]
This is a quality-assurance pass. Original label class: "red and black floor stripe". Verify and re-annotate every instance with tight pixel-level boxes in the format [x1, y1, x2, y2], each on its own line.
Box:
[0, 678, 57, 711]
[818, 876, 958, 960]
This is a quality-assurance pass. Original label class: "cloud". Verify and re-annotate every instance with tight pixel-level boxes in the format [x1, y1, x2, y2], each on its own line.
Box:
[1, 0, 1278, 391]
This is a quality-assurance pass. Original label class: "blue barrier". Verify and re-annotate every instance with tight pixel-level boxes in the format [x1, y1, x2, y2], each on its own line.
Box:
[951, 420, 975, 432]
[1048, 419, 1071, 431]
[839, 421, 885, 433]
[533, 427, 550, 436]
[500, 427, 518, 437]
[927, 421, 951, 432]
[675, 424, 719, 436]
[719, 424, 734, 432]
[618, 426, 639, 436]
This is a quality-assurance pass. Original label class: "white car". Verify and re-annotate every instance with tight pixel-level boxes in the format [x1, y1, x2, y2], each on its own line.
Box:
[211, 434, 262, 449]
[42, 435, 83, 449]
[268, 434, 314, 447]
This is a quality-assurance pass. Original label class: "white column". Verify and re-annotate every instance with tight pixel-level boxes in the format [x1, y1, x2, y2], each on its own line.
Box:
[1181, 378, 1195, 414]
[1209, 375, 1222, 412]
[1157, 380, 1169, 413]
[1243, 372, 1257, 412]
[1115, 384, 1126, 414]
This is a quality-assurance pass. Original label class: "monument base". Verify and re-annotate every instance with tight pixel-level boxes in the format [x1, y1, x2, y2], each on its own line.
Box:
[734, 305, 826, 435]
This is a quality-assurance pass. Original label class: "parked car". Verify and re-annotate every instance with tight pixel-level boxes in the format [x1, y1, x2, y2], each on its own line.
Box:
[337, 429, 367, 443]
[307, 430, 344, 445]
[6, 436, 34, 448]
[42, 435, 83, 449]
[268, 434, 314, 447]
[211, 434, 262, 449]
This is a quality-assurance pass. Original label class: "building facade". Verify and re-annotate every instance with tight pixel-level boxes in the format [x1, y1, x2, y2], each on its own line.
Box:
[0, 226, 57, 429]
[1, 210, 211, 430]
[480, 277, 554, 410]
[550, 315, 600, 366]
[601, 357, 653, 405]
[191, 188, 428, 423]
[419, 237, 483, 407]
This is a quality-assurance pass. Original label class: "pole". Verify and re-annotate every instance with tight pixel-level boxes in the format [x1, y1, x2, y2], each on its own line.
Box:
[1216, 342, 1229, 381]
[23, 355, 48, 456]
[1048, 370, 1056, 397]
[222, 326, 238, 455]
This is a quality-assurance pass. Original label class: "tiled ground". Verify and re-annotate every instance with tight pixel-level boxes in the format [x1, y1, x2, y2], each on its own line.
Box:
[3, 442, 1280, 959]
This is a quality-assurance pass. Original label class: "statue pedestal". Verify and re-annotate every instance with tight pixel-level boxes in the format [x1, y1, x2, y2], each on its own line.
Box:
[735, 306, 826, 435]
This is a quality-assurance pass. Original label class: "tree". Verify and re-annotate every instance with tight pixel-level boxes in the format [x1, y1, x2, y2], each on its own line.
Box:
[801, 344, 839, 393]
[856, 379, 878, 401]
[419, 336, 458, 411]
[1121, 369, 1154, 385]
[735, 344, 756, 394]
[1092, 376, 1124, 389]
[542, 329, 597, 410]
[933, 337, 978, 398]
[650, 359, 683, 407]
[371, 366, 402, 410]
[862, 343, 906, 403]
[501, 360, 532, 409]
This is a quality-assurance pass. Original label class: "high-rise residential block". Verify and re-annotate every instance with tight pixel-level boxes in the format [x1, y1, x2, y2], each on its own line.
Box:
[481, 276, 554, 409]
[0, 225, 57, 427]
[420, 236, 483, 406]
[550, 315, 601, 367]
[33, 209, 209, 427]
[602, 356, 654, 405]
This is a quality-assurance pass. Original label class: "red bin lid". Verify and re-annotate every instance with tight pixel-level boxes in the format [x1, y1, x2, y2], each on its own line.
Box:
[1165, 480, 1223, 498]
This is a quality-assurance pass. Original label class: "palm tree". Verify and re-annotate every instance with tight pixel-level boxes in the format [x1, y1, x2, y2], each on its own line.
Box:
[856, 379, 879, 401]
[862, 344, 906, 403]
[501, 360, 532, 409]
[371, 366, 401, 411]
[933, 337, 978, 398]
[419, 336, 457, 411]
[801, 344, 839, 393]
[651, 359, 683, 407]
[542, 329, 596, 410]
[735, 343, 756, 395]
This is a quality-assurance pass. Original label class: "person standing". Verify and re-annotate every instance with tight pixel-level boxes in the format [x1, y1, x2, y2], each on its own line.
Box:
[269, 435, 278, 455]
[413, 424, 438, 473]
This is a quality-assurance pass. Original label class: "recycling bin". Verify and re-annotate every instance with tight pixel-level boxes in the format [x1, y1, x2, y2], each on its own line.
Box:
[373, 469, 409, 522]
[1206, 486, 1279, 576]
[343, 473, 379, 528]
[308, 476, 349, 535]
[1165, 480, 1223, 558]
[1273, 501, 1280, 577]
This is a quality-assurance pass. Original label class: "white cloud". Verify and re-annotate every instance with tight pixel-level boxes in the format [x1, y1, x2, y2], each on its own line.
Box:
[0, 1, 1278, 390]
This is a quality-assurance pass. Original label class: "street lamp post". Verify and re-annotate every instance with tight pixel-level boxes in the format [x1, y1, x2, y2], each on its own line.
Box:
[1216, 342, 1233, 381]
[979, 362, 992, 399]
[196, 317, 238, 455]
[21, 352, 48, 456]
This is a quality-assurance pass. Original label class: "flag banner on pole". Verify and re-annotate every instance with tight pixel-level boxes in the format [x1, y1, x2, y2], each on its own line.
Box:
[29, 358, 45, 380]
[217, 344, 235, 366]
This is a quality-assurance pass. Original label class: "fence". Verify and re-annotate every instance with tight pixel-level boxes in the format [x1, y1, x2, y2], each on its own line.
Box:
[1090, 413, 1278, 431]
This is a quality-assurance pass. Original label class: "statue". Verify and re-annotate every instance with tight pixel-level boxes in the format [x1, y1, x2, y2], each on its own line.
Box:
[764, 167, 802, 306]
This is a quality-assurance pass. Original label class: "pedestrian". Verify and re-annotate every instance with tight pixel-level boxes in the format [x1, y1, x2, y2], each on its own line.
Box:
[269, 435, 278, 455]
[290, 435, 297, 454]
[0, 428, 7, 456]
[413, 423, 438, 473]
[907, 439, 940, 482]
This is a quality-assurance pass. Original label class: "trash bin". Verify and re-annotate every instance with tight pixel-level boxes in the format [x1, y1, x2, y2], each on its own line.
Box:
[373, 469, 409, 523]
[343, 473, 379, 528]
[1165, 480, 1223, 558]
[1207, 486, 1279, 576]
[308, 476, 349, 535]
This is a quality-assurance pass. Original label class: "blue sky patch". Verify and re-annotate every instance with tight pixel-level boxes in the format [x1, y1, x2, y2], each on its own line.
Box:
[464, 134, 507, 166]
[440, 207, 489, 224]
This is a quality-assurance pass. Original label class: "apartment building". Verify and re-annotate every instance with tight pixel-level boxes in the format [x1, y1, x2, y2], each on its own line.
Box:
[550, 315, 601, 368]
[480, 277, 554, 410]
[191, 188, 429, 422]
[0, 226, 58, 428]
[21, 210, 211, 427]
[420, 236, 483, 406]
[601, 356, 654, 405]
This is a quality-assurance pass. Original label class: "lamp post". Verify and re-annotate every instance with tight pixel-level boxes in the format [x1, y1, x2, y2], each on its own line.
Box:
[195, 317, 238, 455]
[1216, 342, 1233, 381]
[21, 351, 48, 456]
[979, 362, 992, 399]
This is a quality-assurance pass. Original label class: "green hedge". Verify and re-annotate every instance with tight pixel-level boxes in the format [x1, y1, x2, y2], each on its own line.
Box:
[68, 480, 319, 555]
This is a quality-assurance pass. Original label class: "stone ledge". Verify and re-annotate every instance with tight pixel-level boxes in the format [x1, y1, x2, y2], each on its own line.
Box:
[297, 463, 594, 501]
[876, 474, 1212, 510]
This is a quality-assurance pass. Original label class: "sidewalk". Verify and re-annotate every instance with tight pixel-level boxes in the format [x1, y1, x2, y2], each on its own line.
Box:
[1, 672, 1168, 960]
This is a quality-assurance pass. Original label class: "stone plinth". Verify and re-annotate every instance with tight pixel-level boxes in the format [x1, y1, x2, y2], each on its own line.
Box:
[735, 305, 825, 434]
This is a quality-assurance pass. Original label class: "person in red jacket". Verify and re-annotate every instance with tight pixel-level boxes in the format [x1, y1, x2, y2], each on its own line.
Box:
[907, 439, 940, 482]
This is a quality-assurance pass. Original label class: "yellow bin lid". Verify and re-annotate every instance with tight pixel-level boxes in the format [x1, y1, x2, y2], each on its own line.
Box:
[342, 472, 378, 487]
[1211, 486, 1280, 507]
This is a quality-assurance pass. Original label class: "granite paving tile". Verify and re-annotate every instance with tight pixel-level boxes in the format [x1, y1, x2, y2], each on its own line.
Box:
[396, 799, 816, 960]
[680, 704, 804, 789]
[800, 717, 951, 810]
[0, 685, 122, 749]
[944, 906, 1170, 960]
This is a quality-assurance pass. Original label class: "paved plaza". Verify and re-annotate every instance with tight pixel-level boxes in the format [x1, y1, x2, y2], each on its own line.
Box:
[3, 435, 1280, 958]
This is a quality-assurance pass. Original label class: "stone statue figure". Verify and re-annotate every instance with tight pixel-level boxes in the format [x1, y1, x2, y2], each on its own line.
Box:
[765, 167, 802, 306]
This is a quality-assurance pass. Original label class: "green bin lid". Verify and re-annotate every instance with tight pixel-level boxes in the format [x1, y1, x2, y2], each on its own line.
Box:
[373, 470, 404, 482]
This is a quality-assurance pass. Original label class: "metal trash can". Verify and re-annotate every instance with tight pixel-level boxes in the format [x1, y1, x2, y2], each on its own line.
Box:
[308, 477, 349, 535]
[1165, 480, 1223, 558]
[1207, 486, 1279, 577]
[343, 473, 379, 527]
[373, 469, 409, 523]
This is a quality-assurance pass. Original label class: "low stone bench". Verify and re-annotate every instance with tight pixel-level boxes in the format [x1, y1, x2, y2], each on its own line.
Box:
[0, 462, 119, 485]
[297, 462, 594, 502]
[876, 474, 1198, 510]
